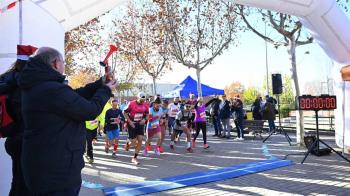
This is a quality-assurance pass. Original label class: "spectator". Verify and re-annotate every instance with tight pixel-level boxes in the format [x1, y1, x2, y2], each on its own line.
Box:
[263, 97, 276, 133]
[251, 97, 263, 120]
[219, 94, 231, 139]
[207, 95, 222, 137]
[18, 47, 116, 195]
[232, 95, 245, 140]
[0, 45, 37, 196]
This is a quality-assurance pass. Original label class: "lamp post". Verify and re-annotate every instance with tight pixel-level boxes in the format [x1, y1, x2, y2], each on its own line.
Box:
[265, 22, 269, 95]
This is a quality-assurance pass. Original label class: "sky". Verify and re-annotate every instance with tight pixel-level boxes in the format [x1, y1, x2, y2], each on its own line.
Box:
[104, 1, 349, 95]
[156, 30, 333, 92]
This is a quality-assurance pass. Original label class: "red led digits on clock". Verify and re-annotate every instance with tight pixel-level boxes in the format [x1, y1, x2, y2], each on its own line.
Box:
[298, 95, 336, 110]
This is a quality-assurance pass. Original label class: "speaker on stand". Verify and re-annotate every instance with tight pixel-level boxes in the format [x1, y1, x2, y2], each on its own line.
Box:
[263, 74, 292, 145]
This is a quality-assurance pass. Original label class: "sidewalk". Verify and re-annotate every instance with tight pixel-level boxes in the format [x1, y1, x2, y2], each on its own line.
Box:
[80, 128, 350, 196]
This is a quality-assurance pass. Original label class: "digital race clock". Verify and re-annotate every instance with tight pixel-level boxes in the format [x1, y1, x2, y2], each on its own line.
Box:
[297, 95, 336, 111]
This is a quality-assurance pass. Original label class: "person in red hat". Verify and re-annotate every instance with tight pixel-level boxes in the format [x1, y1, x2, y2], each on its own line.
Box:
[0, 45, 37, 196]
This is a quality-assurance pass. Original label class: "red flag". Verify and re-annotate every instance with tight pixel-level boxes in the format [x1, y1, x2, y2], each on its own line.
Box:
[7, 2, 17, 9]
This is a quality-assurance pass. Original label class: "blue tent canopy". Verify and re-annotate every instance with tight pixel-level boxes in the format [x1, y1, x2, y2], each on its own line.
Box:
[163, 76, 225, 98]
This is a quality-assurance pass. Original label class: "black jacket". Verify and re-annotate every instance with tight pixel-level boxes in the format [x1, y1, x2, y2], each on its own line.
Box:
[207, 98, 221, 116]
[18, 58, 112, 194]
[0, 70, 23, 138]
[219, 100, 231, 119]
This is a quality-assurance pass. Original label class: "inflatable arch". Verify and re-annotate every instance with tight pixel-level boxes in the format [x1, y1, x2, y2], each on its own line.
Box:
[0, 0, 349, 194]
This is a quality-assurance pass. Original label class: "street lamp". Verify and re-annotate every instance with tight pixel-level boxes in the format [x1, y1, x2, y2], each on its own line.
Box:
[264, 22, 269, 95]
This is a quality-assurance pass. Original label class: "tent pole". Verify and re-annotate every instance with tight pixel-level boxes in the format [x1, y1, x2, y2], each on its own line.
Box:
[19, 0, 23, 44]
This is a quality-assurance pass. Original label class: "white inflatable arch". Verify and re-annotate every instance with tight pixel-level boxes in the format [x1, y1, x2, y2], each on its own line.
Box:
[0, 0, 349, 194]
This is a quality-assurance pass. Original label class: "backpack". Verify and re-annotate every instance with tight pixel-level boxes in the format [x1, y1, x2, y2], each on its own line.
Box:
[0, 95, 15, 138]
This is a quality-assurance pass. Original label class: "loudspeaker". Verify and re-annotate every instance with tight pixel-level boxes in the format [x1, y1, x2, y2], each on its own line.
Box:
[304, 135, 331, 156]
[272, 74, 283, 94]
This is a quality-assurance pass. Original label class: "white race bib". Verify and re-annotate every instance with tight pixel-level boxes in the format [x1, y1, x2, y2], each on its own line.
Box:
[134, 113, 143, 121]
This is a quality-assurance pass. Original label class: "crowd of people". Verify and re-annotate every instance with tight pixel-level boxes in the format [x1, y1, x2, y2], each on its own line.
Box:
[0, 45, 278, 196]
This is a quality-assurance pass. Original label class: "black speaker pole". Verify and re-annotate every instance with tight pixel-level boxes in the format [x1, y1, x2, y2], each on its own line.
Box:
[301, 110, 350, 164]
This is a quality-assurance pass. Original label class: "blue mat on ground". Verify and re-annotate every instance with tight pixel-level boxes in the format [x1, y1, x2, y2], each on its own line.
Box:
[103, 158, 293, 196]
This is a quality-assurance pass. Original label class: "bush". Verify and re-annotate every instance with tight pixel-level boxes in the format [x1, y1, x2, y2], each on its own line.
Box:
[279, 103, 295, 118]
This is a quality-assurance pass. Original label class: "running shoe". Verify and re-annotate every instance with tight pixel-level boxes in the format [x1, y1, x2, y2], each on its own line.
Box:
[192, 139, 196, 148]
[146, 144, 153, 151]
[131, 158, 140, 165]
[143, 149, 148, 156]
[233, 137, 241, 141]
[159, 146, 164, 153]
[186, 147, 193, 153]
[88, 158, 94, 164]
[204, 144, 210, 149]
[112, 152, 117, 158]
[154, 146, 160, 156]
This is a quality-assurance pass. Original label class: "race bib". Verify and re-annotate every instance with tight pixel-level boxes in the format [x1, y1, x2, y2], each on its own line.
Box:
[171, 109, 179, 116]
[152, 123, 159, 129]
[134, 113, 143, 121]
[180, 121, 187, 127]
[200, 112, 206, 119]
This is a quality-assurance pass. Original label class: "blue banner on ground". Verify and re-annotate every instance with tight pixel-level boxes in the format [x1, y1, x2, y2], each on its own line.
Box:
[103, 159, 293, 196]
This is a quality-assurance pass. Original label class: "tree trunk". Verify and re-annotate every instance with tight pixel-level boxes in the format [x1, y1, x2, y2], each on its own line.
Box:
[152, 77, 157, 96]
[196, 68, 202, 97]
[289, 37, 305, 146]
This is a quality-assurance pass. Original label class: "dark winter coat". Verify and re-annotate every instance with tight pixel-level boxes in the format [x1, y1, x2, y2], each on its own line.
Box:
[232, 99, 244, 120]
[251, 100, 262, 120]
[219, 100, 231, 119]
[262, 101, 276, 121]
[18, 58, 112, 194]
[204, 98, 219, 117]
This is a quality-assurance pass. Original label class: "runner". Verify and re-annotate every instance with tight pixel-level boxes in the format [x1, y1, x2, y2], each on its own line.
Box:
[123, 92, 149, 165]
[85, 101, 111, 164]
[144, 97, 164, 156]
[170, 100, 194, 153]
[188, 93, 197, 136]
[159, 99, 169, 153]
[105, 99, 123, 157]
[192, 97, 210, 149]
[167, 97, 181, 136]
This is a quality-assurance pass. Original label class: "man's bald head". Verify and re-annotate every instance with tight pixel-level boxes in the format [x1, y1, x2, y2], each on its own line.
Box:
[33, 47, 65, 74]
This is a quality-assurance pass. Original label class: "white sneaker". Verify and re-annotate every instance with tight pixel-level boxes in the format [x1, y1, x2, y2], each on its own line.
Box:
[233, 137, 240, 141]
[238, 137, 244, 141]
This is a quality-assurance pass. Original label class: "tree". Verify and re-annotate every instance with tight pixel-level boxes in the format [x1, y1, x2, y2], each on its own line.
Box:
[65, 14, 142, 98]
[115, 1, 171, 95]
[224, 81, 245, 99]
[65, 18, 105, 76]
[243, 86, 261, 105]
[68, 68, 99, 89]
[163, 0, 239, 97]
[237, 5, 313, 146]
